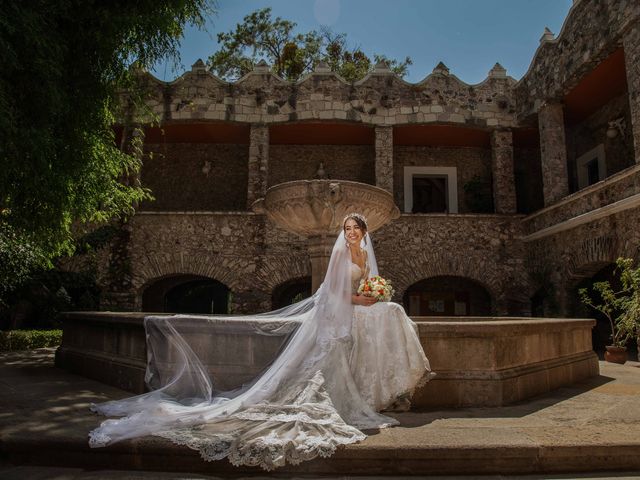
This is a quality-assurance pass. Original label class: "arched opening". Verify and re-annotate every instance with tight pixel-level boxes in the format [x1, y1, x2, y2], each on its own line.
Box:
[272, 277, 312, 310]
[573, 263, 624, 353]
[403, 276, 492, 316]
[142, 274, 230, 314]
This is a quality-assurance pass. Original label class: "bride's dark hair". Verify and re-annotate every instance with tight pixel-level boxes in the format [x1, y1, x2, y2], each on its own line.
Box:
[343, 213, 368, 233]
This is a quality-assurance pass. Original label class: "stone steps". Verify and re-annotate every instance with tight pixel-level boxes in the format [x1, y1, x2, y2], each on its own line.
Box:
[2, 349, 640, 477]
[3, 427, 640, 476]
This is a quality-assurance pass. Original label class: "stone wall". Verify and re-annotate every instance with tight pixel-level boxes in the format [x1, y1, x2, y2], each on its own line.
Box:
[393, 146, 492, 213]
[268, 145, 375, 187]
[525, 206, 640, 316]
[60, 211, 530, 316]
[133, 60, 516, 129]
[128, 213, 309, 313]
[515, 0, 639, 120]
[373, 214, 529, 315]
[624, 22, 640, 161]
[140, 143, 248, 211]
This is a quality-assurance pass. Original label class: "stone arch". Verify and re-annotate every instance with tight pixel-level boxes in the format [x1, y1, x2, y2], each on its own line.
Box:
[559, 235, 619, 317]
[566, 235, 618, 287]
[141, 274, 231, 314]
[403, 275, 492, 316]
[271, 276, 312, 310]
[252, 254, 311, 293]
[572, 262, 621, 351]
[382, 250, 502, 306]
[133, 252, 252, 310]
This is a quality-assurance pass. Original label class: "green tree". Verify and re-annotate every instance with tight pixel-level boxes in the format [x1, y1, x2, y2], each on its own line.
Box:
[0, 0, 215, 303]
[579, 257, 640, 347]
[208, 8, 412, 82]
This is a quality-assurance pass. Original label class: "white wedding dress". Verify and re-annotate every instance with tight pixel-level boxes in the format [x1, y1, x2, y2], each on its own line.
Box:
[89, 232, 433, 470]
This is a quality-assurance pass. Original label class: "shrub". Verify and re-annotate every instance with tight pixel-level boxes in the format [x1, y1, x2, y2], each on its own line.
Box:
[0, 329, 62, 351]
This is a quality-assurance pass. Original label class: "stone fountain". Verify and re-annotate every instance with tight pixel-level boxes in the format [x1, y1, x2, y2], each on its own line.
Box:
[252, 179, 400, 291]
[56, 179, 600, 409]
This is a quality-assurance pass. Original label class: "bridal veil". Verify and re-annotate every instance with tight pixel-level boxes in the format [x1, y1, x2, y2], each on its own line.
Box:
[89, 231, 402, 469]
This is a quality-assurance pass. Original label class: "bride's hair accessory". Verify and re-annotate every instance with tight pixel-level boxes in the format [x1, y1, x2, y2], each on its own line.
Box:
[342, 212, 368, 230]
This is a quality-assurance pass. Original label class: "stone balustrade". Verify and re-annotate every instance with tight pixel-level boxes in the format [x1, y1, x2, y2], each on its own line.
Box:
[521, 163, 640, 239]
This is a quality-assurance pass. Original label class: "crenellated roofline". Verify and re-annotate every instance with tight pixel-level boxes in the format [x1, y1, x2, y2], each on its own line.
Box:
[142, 58, 516, 90]
[514, 0, 639, 119]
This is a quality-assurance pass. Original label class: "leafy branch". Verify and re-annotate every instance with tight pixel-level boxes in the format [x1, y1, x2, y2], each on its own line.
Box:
[579, 257, 640, 347]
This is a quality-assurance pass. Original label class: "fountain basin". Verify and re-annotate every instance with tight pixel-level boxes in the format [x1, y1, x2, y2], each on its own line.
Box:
[252, 179, 401, 291]
[252, 179, 400, 236]
[55, 312, 598, 408]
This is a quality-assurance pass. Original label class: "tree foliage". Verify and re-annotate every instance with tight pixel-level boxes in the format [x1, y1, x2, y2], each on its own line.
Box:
[208, 8, 412, 82]
[0, 0, 214, 301]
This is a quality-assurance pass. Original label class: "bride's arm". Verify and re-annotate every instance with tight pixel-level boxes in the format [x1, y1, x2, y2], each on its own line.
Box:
[352, 294, 377, 306]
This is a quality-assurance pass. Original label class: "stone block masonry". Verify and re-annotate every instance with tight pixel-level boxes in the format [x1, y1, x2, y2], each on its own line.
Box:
[538, 102, 569, 205]
[491, 129, 517, 214]
[247, 124, 269, 209]
[624, 23, 640, 163]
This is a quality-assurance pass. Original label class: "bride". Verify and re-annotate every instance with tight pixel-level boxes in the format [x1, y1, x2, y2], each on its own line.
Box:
[89, 213, 433, 470]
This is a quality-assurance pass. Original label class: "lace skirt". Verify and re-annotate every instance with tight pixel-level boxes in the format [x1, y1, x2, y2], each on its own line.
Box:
[350, 302, 433, 411]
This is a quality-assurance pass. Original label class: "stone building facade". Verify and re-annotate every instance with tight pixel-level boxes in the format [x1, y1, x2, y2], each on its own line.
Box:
[69, 0, 640, 335]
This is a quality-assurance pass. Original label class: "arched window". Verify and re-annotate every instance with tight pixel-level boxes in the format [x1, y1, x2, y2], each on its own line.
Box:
[142, 274, 230, 314]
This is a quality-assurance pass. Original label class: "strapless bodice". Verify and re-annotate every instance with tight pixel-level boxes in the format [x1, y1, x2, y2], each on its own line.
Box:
[351, 261, 369, 294]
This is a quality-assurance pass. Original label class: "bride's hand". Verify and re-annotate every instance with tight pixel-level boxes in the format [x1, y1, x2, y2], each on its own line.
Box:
[352, 294, 378, 306]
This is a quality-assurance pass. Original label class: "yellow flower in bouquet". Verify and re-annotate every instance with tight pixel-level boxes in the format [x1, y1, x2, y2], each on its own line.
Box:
[358, 275, 395, 302]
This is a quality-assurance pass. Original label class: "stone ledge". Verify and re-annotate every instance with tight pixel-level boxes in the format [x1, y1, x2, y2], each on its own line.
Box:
[416, 317, 595, 335]
[56, 312, 599, 408]
[3, 424, 640, 476]
[416, 350, 599, 407]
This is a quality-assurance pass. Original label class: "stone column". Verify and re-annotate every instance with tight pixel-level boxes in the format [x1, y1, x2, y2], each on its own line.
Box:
[490, 129, 517, 214]
[375, 126, 393, 193]
[247, 124, 269, 209]
[538, 102, 569, 205]
[623, 24, 640, 163]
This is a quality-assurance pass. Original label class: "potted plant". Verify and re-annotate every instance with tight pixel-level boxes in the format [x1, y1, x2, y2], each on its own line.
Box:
[617, 258, 640, 361]
[579, 257, 640, 364]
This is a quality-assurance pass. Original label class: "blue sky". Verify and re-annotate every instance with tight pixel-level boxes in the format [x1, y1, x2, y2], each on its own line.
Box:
[152, 0, 573, 84]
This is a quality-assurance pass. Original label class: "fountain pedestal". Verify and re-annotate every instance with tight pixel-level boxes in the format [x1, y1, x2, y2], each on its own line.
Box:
[307, 235, 336, 292]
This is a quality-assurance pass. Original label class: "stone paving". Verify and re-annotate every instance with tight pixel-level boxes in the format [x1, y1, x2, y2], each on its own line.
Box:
[1, 349, 640, 477]
[1, 466, 640, 480]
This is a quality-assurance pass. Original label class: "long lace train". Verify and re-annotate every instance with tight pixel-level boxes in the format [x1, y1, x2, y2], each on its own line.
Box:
[89, 232, 433, 470]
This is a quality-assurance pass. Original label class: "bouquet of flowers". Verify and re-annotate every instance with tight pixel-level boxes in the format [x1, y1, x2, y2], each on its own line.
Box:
[358, 275, 395, 302]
